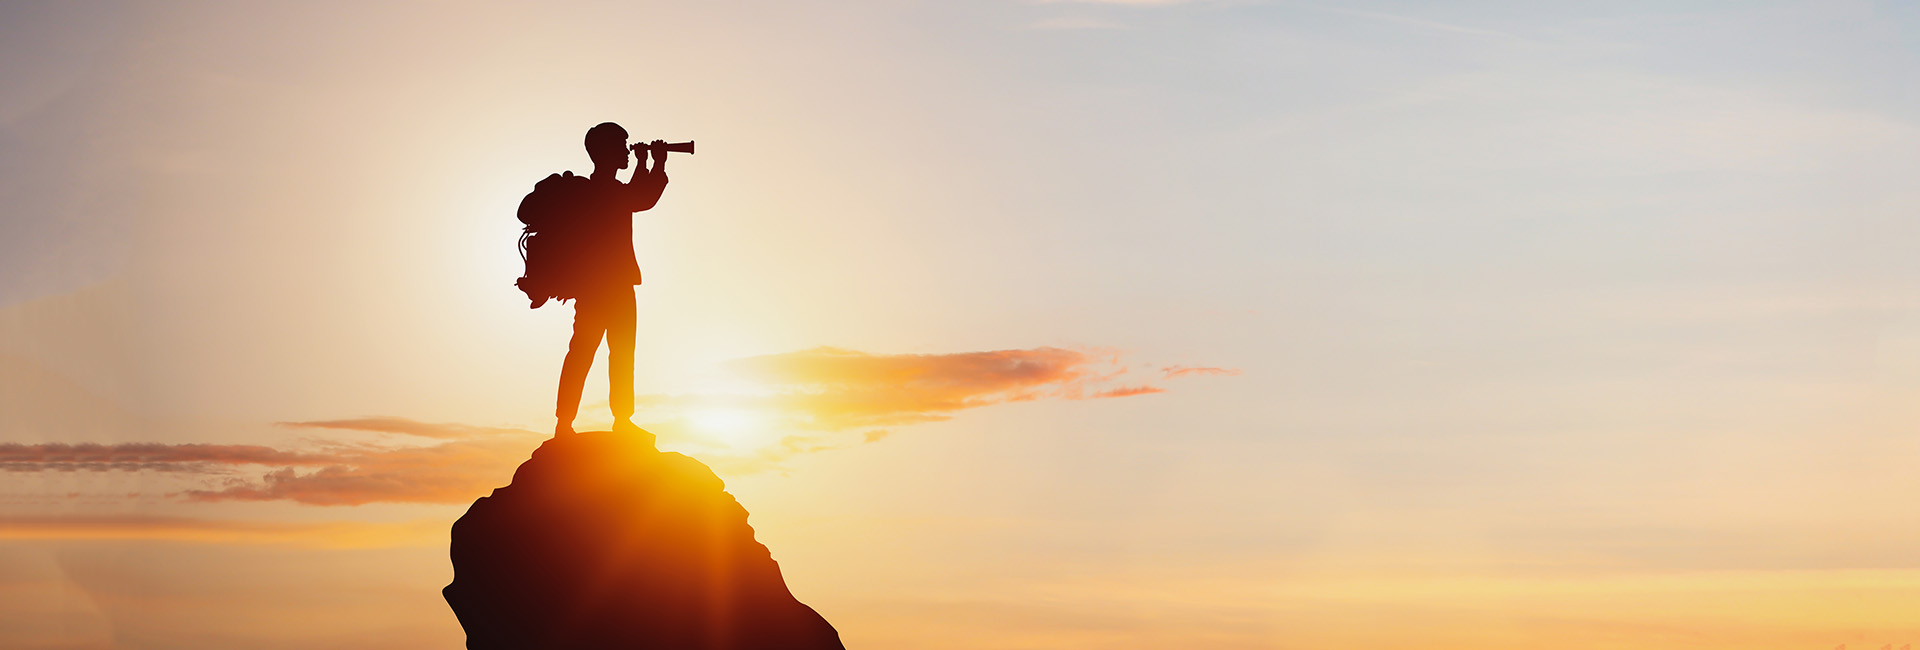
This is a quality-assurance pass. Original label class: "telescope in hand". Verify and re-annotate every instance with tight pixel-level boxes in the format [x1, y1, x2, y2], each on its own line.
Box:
[632, 140, 695, 155]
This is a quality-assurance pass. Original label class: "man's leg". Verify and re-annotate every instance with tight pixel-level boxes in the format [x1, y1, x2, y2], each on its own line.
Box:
[555, 296, 610, 434]
[606, 288, 638, 431]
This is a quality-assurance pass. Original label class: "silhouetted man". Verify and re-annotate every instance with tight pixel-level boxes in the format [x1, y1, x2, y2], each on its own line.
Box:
[555, 122, 669, 436]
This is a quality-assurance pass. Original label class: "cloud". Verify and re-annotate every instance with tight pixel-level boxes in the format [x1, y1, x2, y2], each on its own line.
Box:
[724, 346, 1133, 430]
[0, 442, 335, 472]
[1, 419, 543, 506]
[2, 347, 1235, 501]
[1161, 365, 1241, 379]
[1092, 385, 1166, 398]
[0, 515, 444, 548]
[637, 346, 1225, 473]
[179, 434, 539, 506]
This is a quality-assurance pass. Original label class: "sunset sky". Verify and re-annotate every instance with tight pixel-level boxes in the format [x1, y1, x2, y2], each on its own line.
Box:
[6, 1, 1920, 648]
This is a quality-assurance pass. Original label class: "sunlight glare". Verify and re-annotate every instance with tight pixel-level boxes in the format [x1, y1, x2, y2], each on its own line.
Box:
[689, 407, 762, 447]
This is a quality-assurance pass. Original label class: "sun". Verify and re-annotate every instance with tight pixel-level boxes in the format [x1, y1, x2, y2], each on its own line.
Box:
[687, 407, 763, 447]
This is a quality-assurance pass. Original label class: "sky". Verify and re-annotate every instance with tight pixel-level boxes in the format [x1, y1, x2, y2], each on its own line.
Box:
[4, 0, 1920, 648]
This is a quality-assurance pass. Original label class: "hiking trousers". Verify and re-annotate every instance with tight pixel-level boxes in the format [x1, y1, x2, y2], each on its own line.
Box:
[555, 287, 636, 425]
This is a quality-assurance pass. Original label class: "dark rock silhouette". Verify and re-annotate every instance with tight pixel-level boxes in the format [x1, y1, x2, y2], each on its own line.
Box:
[444, 430, 844, 650]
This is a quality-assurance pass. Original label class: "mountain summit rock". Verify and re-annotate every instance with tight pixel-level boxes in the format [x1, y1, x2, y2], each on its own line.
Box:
[444, 430, 844, 650]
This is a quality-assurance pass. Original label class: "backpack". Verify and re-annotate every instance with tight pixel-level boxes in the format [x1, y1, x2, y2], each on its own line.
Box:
[514, 171, 593, 308]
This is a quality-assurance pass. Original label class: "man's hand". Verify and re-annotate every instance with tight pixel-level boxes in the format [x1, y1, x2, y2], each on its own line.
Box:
[648, 140, 668, 173]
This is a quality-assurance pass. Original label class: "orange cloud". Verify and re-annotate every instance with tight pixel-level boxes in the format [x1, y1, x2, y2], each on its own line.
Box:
[1092, 385, 1166, 398]
[0, 515, 444, 548]
[1161, 365, 1241, 379]
[634, 346, 1207, 473]
[723, 346, 1139, 430]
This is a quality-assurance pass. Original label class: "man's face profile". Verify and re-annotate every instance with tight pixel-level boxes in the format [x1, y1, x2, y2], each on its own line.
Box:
[590, 140, 629, 171]
[586, 122, 631, 171]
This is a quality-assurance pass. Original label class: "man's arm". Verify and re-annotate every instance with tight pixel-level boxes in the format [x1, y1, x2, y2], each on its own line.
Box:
[647, 140, 667, 176]
[626, 140, 669, 212]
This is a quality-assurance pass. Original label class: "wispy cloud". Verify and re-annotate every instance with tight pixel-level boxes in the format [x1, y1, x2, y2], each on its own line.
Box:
[2, 346, 1235, 501]
[1092, 385, 1166, 398]
[0, 442, 335, 472]
[1162, 365, 1241, 380]
[0, 515, 444, 548]
[725, 346, 1134, 429]
[640, 346, 1229, 472]
[0, 420, 542, 506]
[180, 435, 539, 506]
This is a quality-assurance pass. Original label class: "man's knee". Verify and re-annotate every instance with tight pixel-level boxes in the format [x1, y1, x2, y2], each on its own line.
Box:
[566, 331, 603, 351]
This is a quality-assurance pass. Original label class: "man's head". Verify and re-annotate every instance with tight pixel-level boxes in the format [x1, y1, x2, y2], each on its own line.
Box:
[585, 122, 630, 171]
